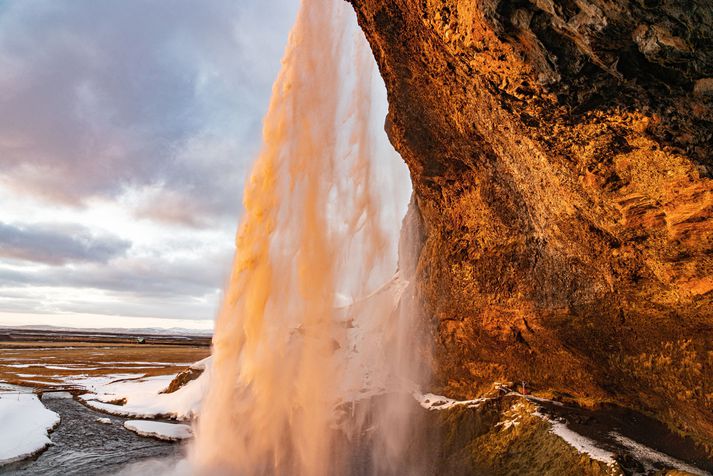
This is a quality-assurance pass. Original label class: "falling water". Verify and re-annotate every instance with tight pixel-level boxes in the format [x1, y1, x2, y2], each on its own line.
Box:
[190, 0, 427, 474]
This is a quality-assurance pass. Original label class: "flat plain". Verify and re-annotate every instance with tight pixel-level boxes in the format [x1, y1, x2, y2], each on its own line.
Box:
[0, 327, 211, 389]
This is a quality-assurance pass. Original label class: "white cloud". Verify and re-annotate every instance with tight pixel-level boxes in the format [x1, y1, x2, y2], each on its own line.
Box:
[0, 0, 298, 218]
[0, 222, 131, 265]
[0, 0, 298, 325]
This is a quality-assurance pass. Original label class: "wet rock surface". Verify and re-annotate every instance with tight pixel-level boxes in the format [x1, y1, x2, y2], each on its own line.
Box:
[347, 393, 712, 475]
[425, 394, 713, 475]
[348, 0, 713, 453]
[533, 397, 713, 475]
[2, 394, 181, 476]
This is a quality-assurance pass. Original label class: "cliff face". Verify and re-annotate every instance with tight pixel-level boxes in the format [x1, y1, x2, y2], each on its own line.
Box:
[348, 0, 713, 449]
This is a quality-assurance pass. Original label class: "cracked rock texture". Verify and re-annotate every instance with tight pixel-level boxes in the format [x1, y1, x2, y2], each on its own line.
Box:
[348, 0, 713, 452]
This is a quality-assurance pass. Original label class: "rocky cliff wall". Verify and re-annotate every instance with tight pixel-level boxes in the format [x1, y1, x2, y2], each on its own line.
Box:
[348, 0, 713, 451]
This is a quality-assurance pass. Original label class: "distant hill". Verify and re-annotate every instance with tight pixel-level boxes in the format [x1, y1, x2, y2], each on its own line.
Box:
[0, 325, 212, 346]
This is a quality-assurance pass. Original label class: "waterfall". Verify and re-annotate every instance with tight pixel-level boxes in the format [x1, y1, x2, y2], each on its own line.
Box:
[189, 1, 427, 474]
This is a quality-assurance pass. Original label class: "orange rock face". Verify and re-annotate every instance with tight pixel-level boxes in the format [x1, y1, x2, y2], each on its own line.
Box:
[348, 0, 713, 451]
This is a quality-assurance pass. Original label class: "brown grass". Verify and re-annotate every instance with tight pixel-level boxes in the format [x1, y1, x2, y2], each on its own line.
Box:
[0, 340, 210, 388]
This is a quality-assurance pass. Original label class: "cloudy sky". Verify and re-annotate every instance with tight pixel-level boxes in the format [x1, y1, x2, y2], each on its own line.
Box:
[0, 0, 409, 331]
[0, 0, 303, 330]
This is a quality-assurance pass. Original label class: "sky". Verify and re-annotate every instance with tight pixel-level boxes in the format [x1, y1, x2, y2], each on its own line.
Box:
[0, 1, 409, 331]
[0, 0, 299, 331]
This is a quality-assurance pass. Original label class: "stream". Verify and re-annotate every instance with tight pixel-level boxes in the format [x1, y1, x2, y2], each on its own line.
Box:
[2, 390, 711, 475]
[2, 393, 182, 476]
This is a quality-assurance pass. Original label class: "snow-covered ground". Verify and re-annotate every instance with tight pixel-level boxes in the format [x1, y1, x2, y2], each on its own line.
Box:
[0, 385, 60, 465]
[417, 390, 611, 461]
[417, 389, 612, 463]
[610, 432, 708, 476]
[416, 392, 486, 410]
[0, 356, 208, 466]
[124, 420, 192, 441]
[0, 356, 208, 465]
[532, 409, 617, 465]
[415, 389, 711, 475]
[79, 358, 209, 421]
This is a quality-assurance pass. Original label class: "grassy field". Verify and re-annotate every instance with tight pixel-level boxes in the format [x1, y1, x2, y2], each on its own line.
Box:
[0, 332, 211, 389]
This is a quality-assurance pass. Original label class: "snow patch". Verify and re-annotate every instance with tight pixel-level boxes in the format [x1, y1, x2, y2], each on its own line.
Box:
[0, 390, 60, 465]
[124, 420, 192, 441]
[79, 360, 210, 420]
[95, 362, 178, 366]
[13, 379, 56, 386]
[62, 373, 148, 392]
[44, 365, 100, 370]
[189, 357, 210, 371]
[525, 394, 565, 406]
[416, 392, 486, 410]
[610, 432, 708, 476]
[533, 410, 616, 465]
